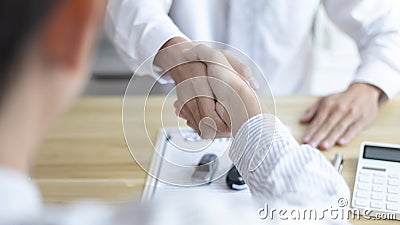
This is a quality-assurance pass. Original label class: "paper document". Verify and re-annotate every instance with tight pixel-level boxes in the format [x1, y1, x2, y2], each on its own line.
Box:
[142, 127, 251, 201]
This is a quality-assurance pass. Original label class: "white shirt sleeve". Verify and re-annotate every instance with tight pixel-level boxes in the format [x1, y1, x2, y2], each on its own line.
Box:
[230, 114, 351, 224]
[0, 168, 42, 224]
[323, 0, 400, 99]
[105, 0, 188, 83]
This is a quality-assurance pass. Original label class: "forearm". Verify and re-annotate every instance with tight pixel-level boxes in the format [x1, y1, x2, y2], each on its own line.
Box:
[229, 114, 350, 206]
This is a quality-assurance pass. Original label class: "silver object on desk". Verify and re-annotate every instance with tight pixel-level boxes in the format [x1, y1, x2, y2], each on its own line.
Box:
[332, 153, 344, 174]
[192, 154, 219, 184]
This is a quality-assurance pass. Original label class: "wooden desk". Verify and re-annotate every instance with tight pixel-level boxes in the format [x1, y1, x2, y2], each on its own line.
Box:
[33, 96, 400, 224]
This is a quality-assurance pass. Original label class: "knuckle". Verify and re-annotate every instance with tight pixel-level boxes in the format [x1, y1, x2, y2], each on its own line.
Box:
[238, 61, 248, 71]
[322, 99, 335, 108]
[241, 65, 252, 76]
[196, 44, 208, 51]
[335, 104, 348, 113]
[359, 114, 368, 121]
[348, 107, 357, 117]
[210, 50, 223, 60]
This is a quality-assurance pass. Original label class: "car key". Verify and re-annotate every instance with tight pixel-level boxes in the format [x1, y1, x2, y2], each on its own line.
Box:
[192, 154, 219, 184]
[226, 166, 247, 190]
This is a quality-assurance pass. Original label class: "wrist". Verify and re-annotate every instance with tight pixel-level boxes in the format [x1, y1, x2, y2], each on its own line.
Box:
[350, 83, 383, 102]
[154, 37, 194, 82]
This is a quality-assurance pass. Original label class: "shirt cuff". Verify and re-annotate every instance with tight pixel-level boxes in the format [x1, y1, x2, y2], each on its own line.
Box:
[136, 23, 188, 84]
[0, 167, 42, 223]
[229, 114, 299, 174]
[353, 59, 400, 100]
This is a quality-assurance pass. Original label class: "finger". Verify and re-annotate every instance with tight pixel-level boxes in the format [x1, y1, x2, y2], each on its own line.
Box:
[319, 113, 355, 150]
[186, 98, 220, 138]
[198, 117, 217, 139]
[216, 101, 231, 127]
[174, 100, 187, 119]
[185, 98, 202, 125]
[185, 45, 229, 64]
[221, 50, 259, 89]
[178, 111, 188, 120]
[214, 131, 231, 139]
[299, 101, 319, 123]
[215, 101, 232, 138]
[184, 44, 233, 72]
[337, 120, 365, 146]
[186, 119, 197, 132]
[197, 97, 230, 133]
[184, 45, 250, 105]
[302, 102, 332, 146]
[308, 108, 347, 149]
[174, 100, 180, 114]
[181, 104, 200, 134]
[194, 98, 232, 138]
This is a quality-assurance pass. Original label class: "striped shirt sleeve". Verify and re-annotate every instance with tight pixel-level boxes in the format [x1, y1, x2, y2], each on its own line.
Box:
[229, 114, 351, 223]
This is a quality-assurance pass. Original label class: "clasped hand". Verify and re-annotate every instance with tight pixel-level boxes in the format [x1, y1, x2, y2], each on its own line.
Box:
[155, 41, 382, 148]
[156, 42, 261, 138]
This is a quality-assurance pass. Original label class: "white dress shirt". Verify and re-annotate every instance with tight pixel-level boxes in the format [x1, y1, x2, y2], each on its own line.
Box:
[0, 115, 350, 224]
[105, 0, 400, 96]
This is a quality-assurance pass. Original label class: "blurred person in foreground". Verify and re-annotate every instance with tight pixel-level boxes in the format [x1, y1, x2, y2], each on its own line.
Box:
[0, 0, 350, 224]
[106, 0, 400, 150]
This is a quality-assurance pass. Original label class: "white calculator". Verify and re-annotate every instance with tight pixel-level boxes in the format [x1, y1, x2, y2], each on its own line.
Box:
[352, 142, 400, 220]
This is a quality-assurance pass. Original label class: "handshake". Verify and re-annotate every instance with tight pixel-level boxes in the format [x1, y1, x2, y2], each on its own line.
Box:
[155, 40, 263, 138]
[155, 38, 383, 149]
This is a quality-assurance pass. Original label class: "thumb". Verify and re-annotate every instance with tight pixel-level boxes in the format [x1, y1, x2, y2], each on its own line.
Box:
[221, 50, 259, 90]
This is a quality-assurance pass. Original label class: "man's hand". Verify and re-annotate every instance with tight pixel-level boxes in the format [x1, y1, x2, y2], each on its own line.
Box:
[182, 44, 262, 136]
[300, 83, 383, 150]
[155, 38, 257, 138]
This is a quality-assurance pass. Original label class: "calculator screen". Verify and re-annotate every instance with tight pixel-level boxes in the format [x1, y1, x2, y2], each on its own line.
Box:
[364, 145, 400, 163]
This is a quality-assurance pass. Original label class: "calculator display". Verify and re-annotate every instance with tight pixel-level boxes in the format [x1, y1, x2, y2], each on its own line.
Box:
[364, 145, 400, 163]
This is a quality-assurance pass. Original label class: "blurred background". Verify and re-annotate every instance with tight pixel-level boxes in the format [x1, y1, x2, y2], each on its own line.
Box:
[87, 8, 359, 96]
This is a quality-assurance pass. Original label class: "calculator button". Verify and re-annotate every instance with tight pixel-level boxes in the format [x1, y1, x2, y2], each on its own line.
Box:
[370, 201, 384, 209]
[388, 186, 399, 194]
[386, 203, 398, 211]
[388, 179, 400, 186]
[357, 183, 370, 191]
[356, 191, 369, 198]
[373, 177, 385, 184]
[359, 175, 371, 183]
[360, 170, 372, 176]
[389, 174, 400, 179]
[387, 194, 400, 202]
[372, 185, 385, 192]
[374, 172, 386, 177]
[371, 193, 385, 200]
[354, 199, 368, 207]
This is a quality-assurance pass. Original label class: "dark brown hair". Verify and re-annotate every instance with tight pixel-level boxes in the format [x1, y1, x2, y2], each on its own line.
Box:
[0, 0, 61, 102]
